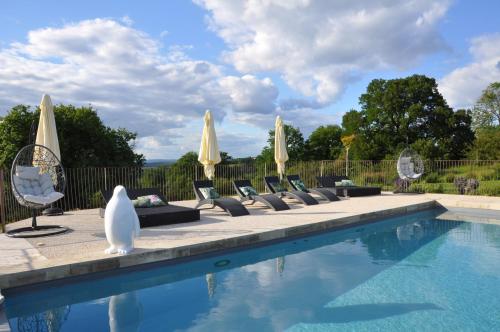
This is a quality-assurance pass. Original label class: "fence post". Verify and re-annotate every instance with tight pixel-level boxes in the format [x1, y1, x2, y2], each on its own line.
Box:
[320, 160, 324, 177]
[104, 168, 108, 191]
[0, 169, 6, 233]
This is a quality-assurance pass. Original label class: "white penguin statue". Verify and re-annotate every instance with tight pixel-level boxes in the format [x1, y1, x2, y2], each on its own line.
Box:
[104, 185, 140, 255]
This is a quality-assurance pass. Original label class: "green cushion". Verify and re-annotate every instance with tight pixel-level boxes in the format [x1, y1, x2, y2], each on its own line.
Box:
[270, 182, 286, 192]
[199, 187, 220, 199]
[341, 179, 355, 186]
[132, 196, 152, 208]
[132, 195, 167, 208]
[291, 179, 308, 192]
[239, 186, 258, 196]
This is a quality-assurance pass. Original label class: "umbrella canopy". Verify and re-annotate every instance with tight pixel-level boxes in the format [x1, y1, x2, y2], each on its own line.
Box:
[274, 115, 289, 179]
[198, 110, 221, 179]
[35, 94, 61, 161]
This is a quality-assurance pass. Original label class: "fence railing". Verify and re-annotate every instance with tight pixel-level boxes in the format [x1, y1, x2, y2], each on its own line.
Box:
[1, 160, 499, 226]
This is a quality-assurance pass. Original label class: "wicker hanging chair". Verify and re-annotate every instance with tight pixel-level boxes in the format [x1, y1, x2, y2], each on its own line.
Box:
[8, 144, 68, 238]
[397, 148, 424, 180]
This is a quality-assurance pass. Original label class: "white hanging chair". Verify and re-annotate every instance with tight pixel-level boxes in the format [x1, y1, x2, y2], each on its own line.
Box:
[397, 148, 424, 180]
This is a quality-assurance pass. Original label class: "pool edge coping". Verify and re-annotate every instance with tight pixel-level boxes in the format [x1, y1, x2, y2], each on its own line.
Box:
[0, 200, 437, 291]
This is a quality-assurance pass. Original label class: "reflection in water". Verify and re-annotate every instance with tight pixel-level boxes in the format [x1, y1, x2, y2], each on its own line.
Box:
[276, 256, 285, 276]
[397, 223, 424, 247]
[361, 219, 464, 261]
[108, 292, 143, 332]
[206, 273, 216, 298]
[16, 306, 70, 332]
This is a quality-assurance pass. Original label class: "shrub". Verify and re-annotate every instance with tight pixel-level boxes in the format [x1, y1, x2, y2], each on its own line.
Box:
[424, 172, 440, 183]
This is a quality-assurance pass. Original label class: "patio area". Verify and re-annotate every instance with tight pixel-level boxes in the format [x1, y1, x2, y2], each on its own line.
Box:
[1, 193, 499, 290]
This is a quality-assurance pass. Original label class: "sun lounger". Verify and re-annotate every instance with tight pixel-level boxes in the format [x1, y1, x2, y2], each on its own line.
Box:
[264, 176, 318, 205]
[233, 179, 290, 211]
[286, 175, 340, 202]
[316, 176, 382, 197]
[100, 188, 199, 227]
[193, 180, 250, 217]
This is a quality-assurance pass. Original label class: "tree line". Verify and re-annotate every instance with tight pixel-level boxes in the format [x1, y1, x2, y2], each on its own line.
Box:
[0, 75, 498, 171]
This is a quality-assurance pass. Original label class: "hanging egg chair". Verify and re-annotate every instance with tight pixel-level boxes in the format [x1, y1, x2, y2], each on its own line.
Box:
[8, 144, 68, 238]
[397, 148, 424, 180]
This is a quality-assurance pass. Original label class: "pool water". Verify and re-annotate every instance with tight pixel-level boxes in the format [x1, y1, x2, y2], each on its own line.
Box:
[4, 209, 500, 331]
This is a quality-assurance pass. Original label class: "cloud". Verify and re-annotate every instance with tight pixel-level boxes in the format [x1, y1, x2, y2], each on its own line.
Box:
[0, 18, 282, 158]
[439, 33, 500, 108]
[219, 75, 278, 114]
[196, 0, 450, 103]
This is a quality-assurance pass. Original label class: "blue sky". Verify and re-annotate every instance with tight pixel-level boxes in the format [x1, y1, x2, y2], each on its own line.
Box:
[1, 0, 499, 159]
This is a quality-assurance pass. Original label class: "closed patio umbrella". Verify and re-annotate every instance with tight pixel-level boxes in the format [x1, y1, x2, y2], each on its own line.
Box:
[35, 94, 63, 216]
[274, 116, 288, 179]
[35, 94, 61, 161]
[198, 110, 221, 179]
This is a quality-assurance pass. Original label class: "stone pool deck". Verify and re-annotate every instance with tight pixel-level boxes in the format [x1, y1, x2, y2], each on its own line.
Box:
[0, 193, 499, 291]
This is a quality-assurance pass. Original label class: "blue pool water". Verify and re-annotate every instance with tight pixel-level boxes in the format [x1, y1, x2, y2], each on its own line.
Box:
[4, 209, 500, 331]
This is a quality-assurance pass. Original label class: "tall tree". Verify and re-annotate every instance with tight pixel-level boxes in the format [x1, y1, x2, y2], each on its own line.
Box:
[471, 82, 500, 129]
[305, 125, 343, 160]
[257, 124, 305, 162]
[0, 104, 144, 168]
[342, 75, 475, 160]
[467, 127, 500, 160]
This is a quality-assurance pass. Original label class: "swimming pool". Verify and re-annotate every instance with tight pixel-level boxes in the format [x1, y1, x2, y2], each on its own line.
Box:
[4, 209, 500, 331]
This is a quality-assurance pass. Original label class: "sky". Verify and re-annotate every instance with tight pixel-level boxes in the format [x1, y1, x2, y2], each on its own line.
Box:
[0, 0, 499, 160]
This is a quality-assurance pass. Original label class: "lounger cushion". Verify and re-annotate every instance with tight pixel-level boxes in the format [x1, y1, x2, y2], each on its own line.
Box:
[132, 196, 153, 208]
[199, 187, 221, 199]
[132, 194, 167, 208]
[239, 186, 258, 196]
[341, 179, 355, 186]
[291, 179, 307, 192]
[270, 182, 286, 192]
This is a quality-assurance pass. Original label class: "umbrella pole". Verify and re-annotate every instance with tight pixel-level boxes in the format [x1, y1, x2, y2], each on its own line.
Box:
[32, 209, 38, 229]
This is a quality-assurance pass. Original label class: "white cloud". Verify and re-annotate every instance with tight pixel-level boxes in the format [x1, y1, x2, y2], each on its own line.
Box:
[196, 0, 450, 103]
[219, 75, 278, 114]
[0, 19, 283, 159]
[439, 33, 500, 109]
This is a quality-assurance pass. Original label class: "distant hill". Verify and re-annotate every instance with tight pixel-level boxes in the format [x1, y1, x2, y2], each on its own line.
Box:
[145, 159, 177, 167]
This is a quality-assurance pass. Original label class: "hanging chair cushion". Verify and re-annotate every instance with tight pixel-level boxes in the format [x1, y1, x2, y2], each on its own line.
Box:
[13, 171, 64, 205]
[397, 156, 423, 179]
[23, 191, 64, 205]
[16, 166, 41, 180]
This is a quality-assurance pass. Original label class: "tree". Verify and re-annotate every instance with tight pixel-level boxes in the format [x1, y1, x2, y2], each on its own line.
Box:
[305, 125, 343, 160]
[174, 151, 199, 166]
[342, 75, 475, 160]
[220, 151, 233, 164]
[0, 104, 144, 168]
[472, 82, 500, 129]
[467, 127, 500, 160]
[257, 124, 306, 162]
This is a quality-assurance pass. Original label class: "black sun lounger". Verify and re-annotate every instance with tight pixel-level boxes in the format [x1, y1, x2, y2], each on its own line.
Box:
[316, 176, 382, 197]
[233, 179, 290, 211]
[193, 180, 250, 217]
[286, 175, 340, 202]
[100, 187, 200, 227]
[264, 176, 318, 205]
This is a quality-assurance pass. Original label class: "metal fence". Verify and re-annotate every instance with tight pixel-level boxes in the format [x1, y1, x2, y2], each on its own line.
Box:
[1, 160, 499, 227]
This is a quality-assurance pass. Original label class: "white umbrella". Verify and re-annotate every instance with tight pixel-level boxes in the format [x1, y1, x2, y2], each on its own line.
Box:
[274, 115, 289, 179]
[35, 94, 61, 161]
[198, 110, 221, 179]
